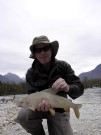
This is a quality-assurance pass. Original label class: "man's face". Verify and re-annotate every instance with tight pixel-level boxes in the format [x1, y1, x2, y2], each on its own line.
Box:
[34, 43, 52, 64]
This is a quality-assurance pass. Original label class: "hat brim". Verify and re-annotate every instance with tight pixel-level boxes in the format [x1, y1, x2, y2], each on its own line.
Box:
[29, 41, 59, 59]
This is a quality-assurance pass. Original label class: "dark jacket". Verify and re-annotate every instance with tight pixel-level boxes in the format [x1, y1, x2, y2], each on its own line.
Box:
[26, 58, 84, 100]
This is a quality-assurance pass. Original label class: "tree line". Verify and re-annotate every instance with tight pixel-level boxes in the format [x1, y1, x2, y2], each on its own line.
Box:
[82, 78, 101, 89]
[0, 81, 27, 96]
[0, 78, 101, 95]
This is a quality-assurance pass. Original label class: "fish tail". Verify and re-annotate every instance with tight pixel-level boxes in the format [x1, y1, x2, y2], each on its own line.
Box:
[64, 107, 70, 112]
[74, 104, 82, 119]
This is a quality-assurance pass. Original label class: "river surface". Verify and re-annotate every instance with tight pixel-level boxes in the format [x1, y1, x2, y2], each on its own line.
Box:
[0, 87, 101, 135]
[70, 87, 101, 135]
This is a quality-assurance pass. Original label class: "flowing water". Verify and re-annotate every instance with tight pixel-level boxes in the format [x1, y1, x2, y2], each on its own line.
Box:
[70, 87, 101, 135]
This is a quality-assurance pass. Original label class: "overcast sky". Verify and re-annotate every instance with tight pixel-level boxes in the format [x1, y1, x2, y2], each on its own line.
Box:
[0, 0, 101, 78]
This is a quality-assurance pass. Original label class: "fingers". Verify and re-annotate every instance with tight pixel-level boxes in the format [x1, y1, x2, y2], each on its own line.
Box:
[37, 100, 51, 112]
[52, 78, 69, 92]
[52, 78, 65, 89]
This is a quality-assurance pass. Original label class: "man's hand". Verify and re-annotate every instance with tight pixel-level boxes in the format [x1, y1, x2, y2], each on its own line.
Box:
[52, 78, 69, 92]
[36, 100, 51, 112]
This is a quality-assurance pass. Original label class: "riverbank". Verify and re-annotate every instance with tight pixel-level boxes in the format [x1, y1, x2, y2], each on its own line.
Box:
[0, 88, 101, 135]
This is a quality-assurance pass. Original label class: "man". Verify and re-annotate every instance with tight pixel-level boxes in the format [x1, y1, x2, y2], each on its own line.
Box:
[17, 35, 84, 135]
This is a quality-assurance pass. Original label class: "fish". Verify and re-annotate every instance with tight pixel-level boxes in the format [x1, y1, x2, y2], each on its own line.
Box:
[16, 88, 82, 119]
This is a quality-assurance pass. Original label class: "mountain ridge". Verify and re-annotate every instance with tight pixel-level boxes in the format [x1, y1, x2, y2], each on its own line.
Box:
[0, 73, 25, 84]
[78, 64, 101, 80]
[0, 64, 101, 83]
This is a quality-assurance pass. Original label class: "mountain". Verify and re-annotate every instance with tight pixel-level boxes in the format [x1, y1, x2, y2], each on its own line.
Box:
[0, 75, 10, 83]
[79, 64, 101, 81]
[0, 73, 25, 84]
[0, 64, 101, 83]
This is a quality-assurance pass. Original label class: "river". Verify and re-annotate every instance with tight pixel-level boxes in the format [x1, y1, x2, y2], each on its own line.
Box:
[70, 87, 101, 135]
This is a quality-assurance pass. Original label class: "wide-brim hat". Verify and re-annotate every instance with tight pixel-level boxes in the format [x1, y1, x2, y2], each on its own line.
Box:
[29, 35, 59, 59]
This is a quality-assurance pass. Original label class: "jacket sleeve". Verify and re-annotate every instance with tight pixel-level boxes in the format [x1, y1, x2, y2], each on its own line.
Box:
[58, 61, 84, 99]
[26, 68, 38, 94]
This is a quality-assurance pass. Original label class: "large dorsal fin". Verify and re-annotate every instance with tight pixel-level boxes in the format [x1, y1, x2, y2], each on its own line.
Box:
[42, 88, 57, 95]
